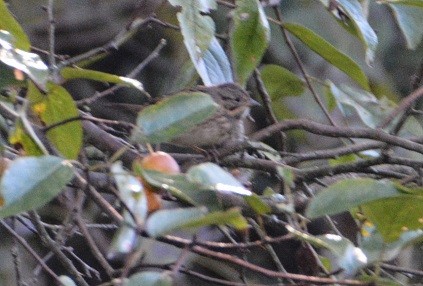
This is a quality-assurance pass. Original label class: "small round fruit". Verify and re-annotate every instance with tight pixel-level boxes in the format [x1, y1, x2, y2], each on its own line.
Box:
[140, 151, 180, 174]
[133, 152, 180, 213]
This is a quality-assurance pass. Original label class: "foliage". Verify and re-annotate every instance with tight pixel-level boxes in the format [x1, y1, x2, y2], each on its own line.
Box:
[0, 0, 423, 285]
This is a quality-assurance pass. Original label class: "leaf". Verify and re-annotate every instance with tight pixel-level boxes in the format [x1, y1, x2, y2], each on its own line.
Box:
[168, 0, 218, 86]
[286, 225, 367, 276]
[244, 193, 271, 215]
[283, 23, 370, 90]
[196, 37, 234, 85]
[387, 4, 423, 49]
[9, 121, 43, 156]
[0, 2, 30, 51]
[377, 0, 423, 8]
[260, 64, 305, 100]
[0, 31, 49, 89]
[109, 162, 148, 255]
[327, 82, 423, 137]
[131, 92, 218, 144]
[127, 271, 173, 286]
[306, 178, 402, 219]
[361, 196, 423, 242]
[360, 225, 423, 263]
[317, 234, 368, 276]
[0, 156, 74, 219]
[60, 67, 144, 91]
[327, 82, 392, 128]
[27, 81, 83, 159]
[140, 169, 221, 209]
[187, 163, 252, 196]
[58, 276, 77, 286]
[230, 0, 270, 86]
[334, 0, 378, 64]
[146, 206, 248, 237]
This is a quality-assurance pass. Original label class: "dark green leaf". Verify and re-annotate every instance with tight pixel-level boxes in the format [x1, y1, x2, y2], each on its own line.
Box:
[0, 2, 30, 51]
[0, 156, 74, 219]
[27, 81, 83, 159]
[335, 0, 378, 64]
[306, 178, 401, 218]
[388, 4, 423, 49]
[283, 23, 370, 90]
[260, 64, 304, 99]
[132, 92, 218, 144]
[230, 0, 270, 86]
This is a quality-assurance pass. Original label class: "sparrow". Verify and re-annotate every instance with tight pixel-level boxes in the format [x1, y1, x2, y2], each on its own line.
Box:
[90, 83, 256, 147]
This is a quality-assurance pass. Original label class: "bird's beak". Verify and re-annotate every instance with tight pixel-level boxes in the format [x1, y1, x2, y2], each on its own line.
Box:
[249, 98, 261, 107]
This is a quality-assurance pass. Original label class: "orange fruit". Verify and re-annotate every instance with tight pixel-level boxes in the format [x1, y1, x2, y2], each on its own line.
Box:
[133, 152, 180, 213]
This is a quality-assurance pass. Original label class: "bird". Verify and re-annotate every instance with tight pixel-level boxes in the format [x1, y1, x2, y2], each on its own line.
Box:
[171, 83, 255, 147]
[89, 83, 256, 147]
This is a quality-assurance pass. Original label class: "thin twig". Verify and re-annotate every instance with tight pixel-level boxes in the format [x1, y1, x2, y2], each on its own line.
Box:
[253, 69, 285, 150]
[272, 6, 338, 127]
[29, 211, 90, 286]
[77, 39, 167, 106]
[47, 0, 56, 70]
[0, 219, 63, 285]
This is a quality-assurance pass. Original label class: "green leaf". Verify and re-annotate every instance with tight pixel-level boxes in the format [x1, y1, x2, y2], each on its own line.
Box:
[27, 81, 83, 159]
[260, 64, 304, 99]
[283, 23, 370, 90]
[286, 225, 367, 276]
[387, 4, 423, 49]
[9, 121, 43, 156]
[377, 0, 423, 8]
[0, 156, 74, 219]
[328, 153, 359, 167]
[335, 0, 378, 64]
[327, 82, 423, 137]
[187, 163, 252, 196]
[327, 82, 392, 128]
[131, 92, 218, 144]
[60, 67, 144, 91]
[146, 206, 248, 237]
[0, 31, 49, 89]
[230, 0, 270, 86]
[127, 271, 173, 286]
[306, 178, 402, 219]
[168, 0, 218, 85]
[360, 225, 423, 263]
[0, 2, 30, 51]
[361, 196, 423, 242]
[244, 193, 271, 215]
[140, 169, 220, 209]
